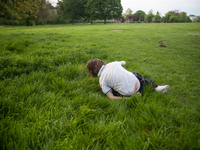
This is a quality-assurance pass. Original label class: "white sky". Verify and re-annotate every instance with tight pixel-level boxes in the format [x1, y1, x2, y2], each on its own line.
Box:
[121, 0, 200, 16]
[50, 0, 200, 17]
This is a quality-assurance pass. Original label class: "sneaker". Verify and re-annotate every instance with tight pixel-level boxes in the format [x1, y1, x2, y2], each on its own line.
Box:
[155, 85, 170, 93]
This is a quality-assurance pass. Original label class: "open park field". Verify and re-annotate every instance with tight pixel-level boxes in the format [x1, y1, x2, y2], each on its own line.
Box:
[0, 23, 200, 149]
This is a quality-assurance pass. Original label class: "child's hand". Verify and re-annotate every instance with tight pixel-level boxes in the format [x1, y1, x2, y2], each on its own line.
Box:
[138, 92, 141, 96]
[120, 61, 126, 66]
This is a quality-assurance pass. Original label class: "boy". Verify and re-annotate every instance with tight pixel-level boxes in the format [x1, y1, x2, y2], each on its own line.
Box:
[86, 59, 170, 100]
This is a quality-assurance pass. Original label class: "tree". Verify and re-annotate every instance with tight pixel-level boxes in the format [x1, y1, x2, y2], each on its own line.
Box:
[145, 9, 154, 23]
[38, 0, 49, 26]
[154, 11, 161, 22]
[0, 0, 24, 24]
[85, 0, 105, 24]
[86, 0, 123, 24]
[58, 0, 87, 25]
[133, 10, 145, 21]
[123, 8, 133, 19]
[0, 0, 14, 21]
[189, 14, 195, 21]
[186, 16, 191, 22]
[85, 0, 97, 24]
[179, 11, 187, 22]
[164, 10, 178, 22]
[161, 16, 165, 22]
[196, 16, 200, 22]
[17, 0, 41, 26]
[0, 0, 42, 26]
[192, 18, 197, 23]
[169, 15, 178, 23]
[139, 12, 145, 21]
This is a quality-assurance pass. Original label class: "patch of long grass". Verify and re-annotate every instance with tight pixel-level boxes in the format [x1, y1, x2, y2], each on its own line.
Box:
[0, 23, 200, 149]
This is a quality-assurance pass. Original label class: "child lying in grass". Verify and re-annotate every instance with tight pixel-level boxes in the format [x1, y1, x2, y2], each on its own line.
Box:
[86, 59, 170, 100]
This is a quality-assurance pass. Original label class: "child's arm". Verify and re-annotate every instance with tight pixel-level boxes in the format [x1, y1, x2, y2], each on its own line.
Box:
[107, 91, 141, 100]
[107, 91, 130, 100]
[120, 61, 126, 66]
[107, 91, 121, 100]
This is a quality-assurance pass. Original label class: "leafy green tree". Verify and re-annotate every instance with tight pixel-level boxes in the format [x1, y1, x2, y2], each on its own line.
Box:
[85, 0, 102, 24]
[58, 0, 87, 25]
[139, 12, 145, 21]
[134, 10, 145, 21]
[123, 8, 133, 19]
[16, 0, 41, 26]
[0, 0, 14, 21]
[0, 0, 23, 24]
[37, 2, 62, 25]
[86, 0, 123, 24]
[161, 16, 165, 22]
[38, 0, 49, 26]
[164, 11, 177, 22]
[154, 11, 161, 22]
[145, 9, 154, 23]
[169, 15, 178, 23]
[192, 18, 197, 23]
[0, 0, 42, 26]
[186, 16, 191, 22]
[179, 11, 187, 22]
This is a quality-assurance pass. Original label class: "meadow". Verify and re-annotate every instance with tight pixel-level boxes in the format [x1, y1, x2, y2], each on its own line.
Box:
[0, 23, 200, 150]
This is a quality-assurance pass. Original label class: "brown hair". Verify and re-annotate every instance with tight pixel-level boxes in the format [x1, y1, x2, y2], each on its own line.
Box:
[86, 59, 105, 77]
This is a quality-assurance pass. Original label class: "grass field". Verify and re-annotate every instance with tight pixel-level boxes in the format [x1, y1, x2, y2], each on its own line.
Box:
[0, 23, 200, 149]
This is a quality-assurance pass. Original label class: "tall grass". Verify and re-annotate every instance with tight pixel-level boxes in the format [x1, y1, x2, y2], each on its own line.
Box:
[0, 23, 200, 149]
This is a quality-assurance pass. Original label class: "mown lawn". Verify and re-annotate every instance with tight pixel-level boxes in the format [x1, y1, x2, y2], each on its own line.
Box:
[0, 23, 200, 149]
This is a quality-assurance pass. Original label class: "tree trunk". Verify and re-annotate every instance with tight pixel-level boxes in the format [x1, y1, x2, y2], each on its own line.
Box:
[42, 10, 44, 26]
[91, 20, 93, 24]
[104, 19, 106, 24]
[26, 19, 30, 26]
[42, 17, 44, 26]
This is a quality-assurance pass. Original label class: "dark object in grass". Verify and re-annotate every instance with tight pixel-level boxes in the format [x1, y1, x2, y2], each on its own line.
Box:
[158, 40, 166, 47]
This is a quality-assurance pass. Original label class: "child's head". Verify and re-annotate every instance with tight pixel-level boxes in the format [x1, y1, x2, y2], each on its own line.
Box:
[86, 59, 105, 77]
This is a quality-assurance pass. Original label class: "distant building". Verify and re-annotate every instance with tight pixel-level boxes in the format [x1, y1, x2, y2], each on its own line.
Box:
[113, 16, 124, 23]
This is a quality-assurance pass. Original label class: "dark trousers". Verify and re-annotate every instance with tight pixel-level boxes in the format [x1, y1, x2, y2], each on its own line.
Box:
[112, 72, 157, 96]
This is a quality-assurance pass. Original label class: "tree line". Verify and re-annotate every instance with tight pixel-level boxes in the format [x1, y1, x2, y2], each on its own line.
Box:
[123, 8, 200, 23]
[0, 0, 199, 26]
[0, 0, 123, 25]
[0, 0, 65, 26]
[58, 0, 123, 25]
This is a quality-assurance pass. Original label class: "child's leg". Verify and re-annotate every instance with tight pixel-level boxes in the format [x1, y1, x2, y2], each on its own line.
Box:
[132, 72, 169, 94]
[143, 77, 158, 88]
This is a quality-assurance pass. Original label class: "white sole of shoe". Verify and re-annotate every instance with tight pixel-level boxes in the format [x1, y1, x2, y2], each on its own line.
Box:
[160, 85, 170, 93]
